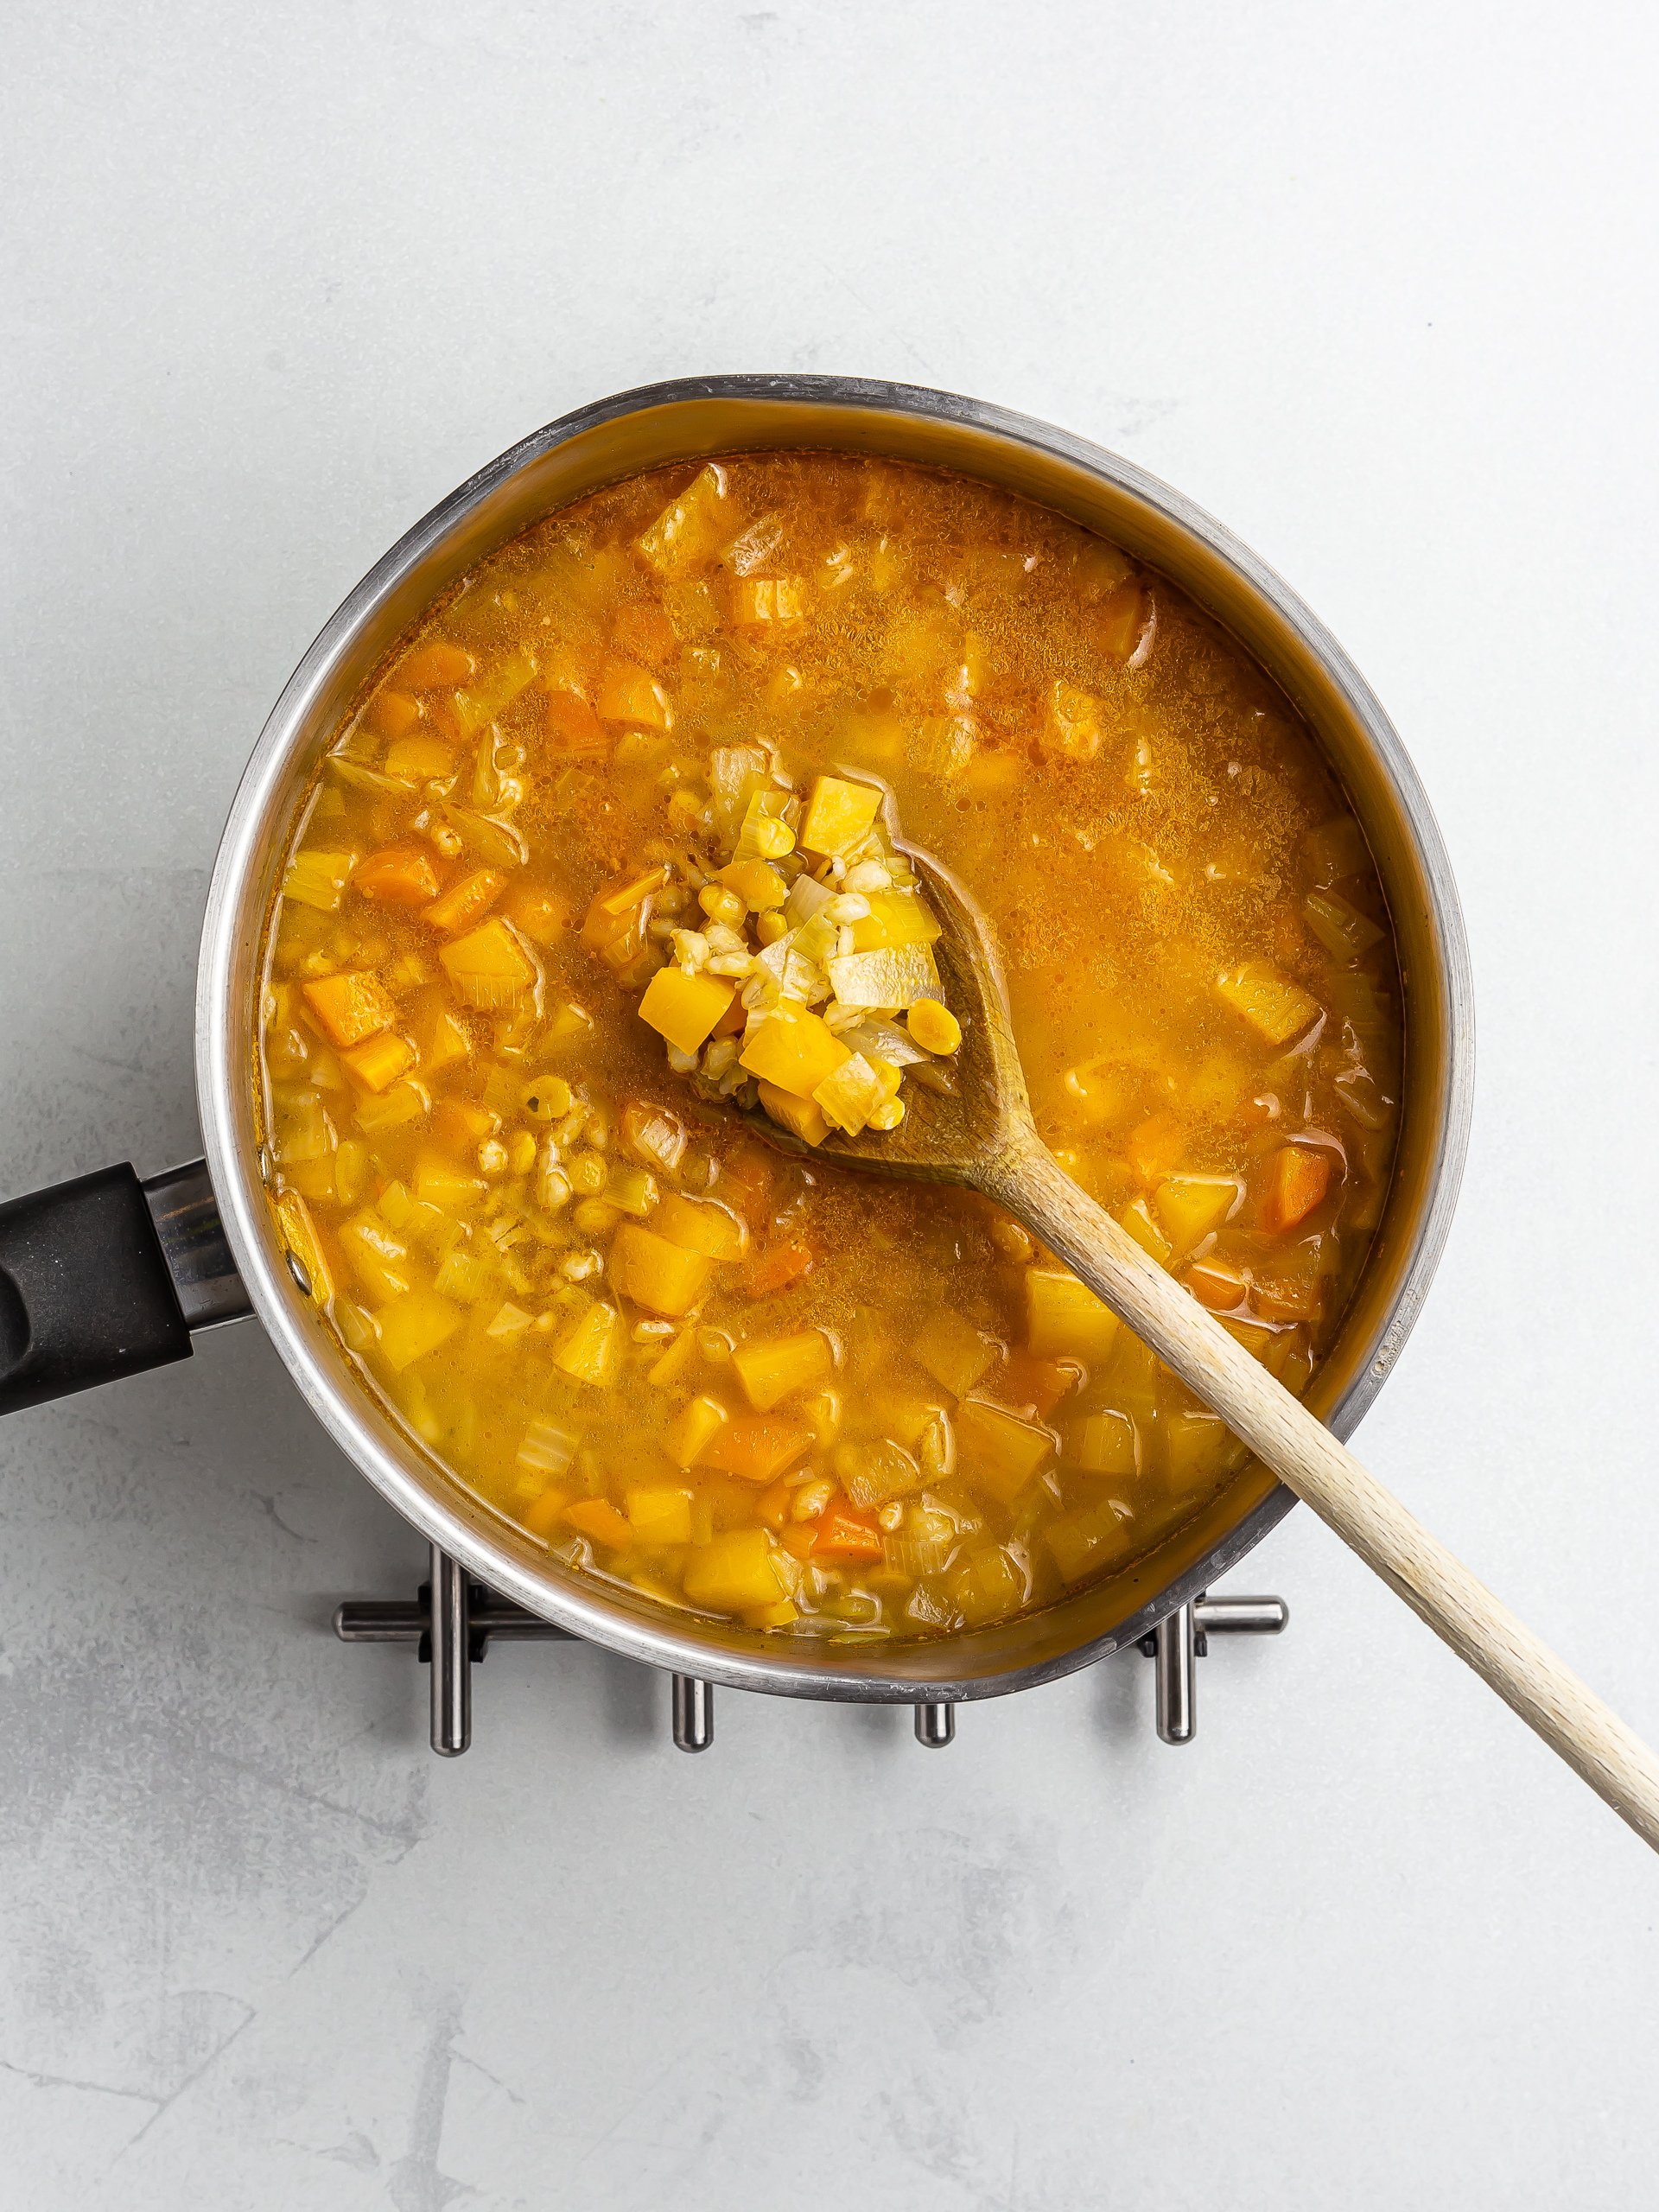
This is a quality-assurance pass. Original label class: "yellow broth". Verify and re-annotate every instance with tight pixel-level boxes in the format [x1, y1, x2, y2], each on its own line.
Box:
[256, 452, 1402, 1643]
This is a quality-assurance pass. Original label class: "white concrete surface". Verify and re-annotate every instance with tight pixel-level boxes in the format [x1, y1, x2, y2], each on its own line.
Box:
[3, 3, 1656, 2204]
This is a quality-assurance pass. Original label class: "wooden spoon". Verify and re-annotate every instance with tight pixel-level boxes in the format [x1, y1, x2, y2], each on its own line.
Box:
[734, 782, 1659, 1852]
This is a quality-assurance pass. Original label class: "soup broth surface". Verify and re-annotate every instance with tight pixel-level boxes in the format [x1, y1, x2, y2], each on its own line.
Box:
[257, 452, 1402, 1643]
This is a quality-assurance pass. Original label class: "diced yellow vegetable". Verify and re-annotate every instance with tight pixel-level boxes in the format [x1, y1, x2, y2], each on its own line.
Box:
[812, 1052, 887, 1136]
[1154, 1173, 1241, 1254]
[906, 1000, 961, 1054]
[353, 1078, 429, 1134]
[564, 1497, 635, 1549]
[718, 858, 789, 911]
[1046, 1496, 1138, 1585]
[799, 774, 882, 856]
[365, 688, 422, 741]
[1025, 1269, 1120, 1363]
[626, 1484, 694, 1545]
[948, 1543, 1027, 1626]
[609, 1224, 715, 1317]
[425, 868, 506, 935]
[639, 966, 735, 1054]
[682, 1529, 791, 1613]
[1066, 1411, 1138, 1477]
[398, 640, 475, 690]
[283, 850, 356, 912]
[646, 1330, 697, 1389]
[954, 1397, 1054, 1503]
[1164, 1410, 1233, 1485]
[413, 1154, 486, 1212]
[1117, 1195, 1174, 1268]
[669, 1393, 729, 1469]
[1215, 960, 1320, 1045]
[595, 658, 673, 731]
[654, 1193, 748, 1262]
[758, 1081, 829, 1147]
[303, 970, 397, 1050]
[384, 732, 454, 781]
[733, 1329, 833, 1412]
[553, 1300, 625, 1388]
[912, 1308, 1000, 1397]
[375, 1288, 463, 1372]
[636, 463, 730, 576]
[739, 1004, 849, 1100]
[340, 1031, 416, 1094]
[338, 1211, 415, 1302]
[438, 918, 539, 1009]
[849, 890, 943, 951]
[826, 944, 941, 1011]
[484, 1300, 533, 1338]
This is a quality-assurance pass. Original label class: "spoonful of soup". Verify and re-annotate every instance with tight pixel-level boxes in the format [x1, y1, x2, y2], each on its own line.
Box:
[609, 765, 1659, 1853]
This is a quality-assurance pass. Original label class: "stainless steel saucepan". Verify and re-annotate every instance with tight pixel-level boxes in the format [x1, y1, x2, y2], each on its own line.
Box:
[0, 374, 1474, 1716]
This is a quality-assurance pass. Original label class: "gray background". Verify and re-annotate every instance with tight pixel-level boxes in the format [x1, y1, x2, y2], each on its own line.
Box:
[3, 3, 1656, 2204]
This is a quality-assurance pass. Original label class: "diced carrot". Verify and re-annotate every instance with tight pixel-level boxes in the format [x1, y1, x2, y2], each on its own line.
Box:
[993, 1353, 1078, 1420]
[698, 1416, 814, 1483]
[564, 1498, 636, 1549]
[398, 640, 476, 690]
[1185, 1255, 1249, 1311]
[544, 690, 610, 756]
[302, 970, 397, 1049]
[521, 1488, 570, 1537]
[613, 602, 679, 665]
[1261, 1145, 1334, 1232]
[365, 689, 422, 741]
[355, 845, 441, 906]
[425, 868, 506, 935]
[745, 1240, 814, 1298]
[811, 1498, 885, 1561]
[716, 1143, 775, 1224]
[1126, 1110, 1185, 1185]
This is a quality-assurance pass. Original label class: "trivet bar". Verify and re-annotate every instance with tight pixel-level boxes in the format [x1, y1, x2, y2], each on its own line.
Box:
[1139, 1592, 1289, 1745]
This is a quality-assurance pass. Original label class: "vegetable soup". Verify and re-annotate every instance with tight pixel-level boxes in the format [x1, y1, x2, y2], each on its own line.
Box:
[257, 452, 1402, 1643]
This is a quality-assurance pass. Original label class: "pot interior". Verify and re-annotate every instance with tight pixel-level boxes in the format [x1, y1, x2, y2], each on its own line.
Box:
[199, 377, 1473, 1700]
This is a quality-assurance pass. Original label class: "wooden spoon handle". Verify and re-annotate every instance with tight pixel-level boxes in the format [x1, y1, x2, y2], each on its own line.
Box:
[987, 1134, 1659, 1853]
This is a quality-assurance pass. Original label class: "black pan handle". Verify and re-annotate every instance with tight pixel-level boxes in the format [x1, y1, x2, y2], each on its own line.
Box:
[0, 1159, 252, 1416]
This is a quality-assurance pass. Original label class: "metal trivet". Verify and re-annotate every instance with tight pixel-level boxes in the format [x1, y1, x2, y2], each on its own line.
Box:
[335, 1545, 1287, 1757]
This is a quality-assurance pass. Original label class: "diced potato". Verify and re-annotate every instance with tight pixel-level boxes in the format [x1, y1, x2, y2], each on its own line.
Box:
[756, 1080, 829, 1147]
[733, 1328, 833, 1412]
[906, 1000, 960, 1055]
[425, 868, 506, 935]
[438, 918, 539, 1009]
[303, 970, 397, 1049]
[912, 1308, 1000, 1397]
[826, 944, 942, 1011]
[1154, 1173, 1241, 1254]
[340, 1031, 416, 1094]
[1025, 1269, 1120, 1363]
[626, 1485, 694, 1545]
[375, 1288, 463, 1372]
[608, 1224, 715, 1317]
[637, 463, 730, 576]
[639, 966, 735, 1054]
[553, 1300, 625, 1388]
[835, 1437, 925, 1510]
[384, 732, 455, 781]
[1066, 1411, 1138, 1477]
[1261, 1144, 1334, 1232]
[669, 1393, 729, 1469]
[654, 1193, 748, 1262]
[1046, 1496, 1137, 1585]
[1048, 679, 1107, 761]
[397, 640, 476, 690]
[699, 1416, 814, 1483]
[682, 1529, 791, 1612]
[799, 774, 882, 856]
[1215, 960, 1320, 1046]
[354, 845, 440, 906]
[949, 1543, 1027, 1625]
[1117, 1195, 1173, 1268]
[849, 890, 943, 951]
[564, 1497, 635, 1549]
[283, 849, 358, 912]
[338, 1212, 415, 1302]
[954, 1396, 1054, 1503]
[595, 658, 673, 731]
[812, 1052, 887, 1136]
[739, 1005, 849, 1100]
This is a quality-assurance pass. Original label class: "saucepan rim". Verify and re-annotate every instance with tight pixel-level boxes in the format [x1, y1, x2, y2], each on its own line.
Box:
[196, 372, 1474, 1702]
